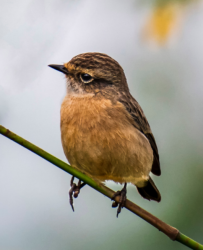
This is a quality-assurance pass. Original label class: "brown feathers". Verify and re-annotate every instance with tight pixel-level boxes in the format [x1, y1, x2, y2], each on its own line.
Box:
[51, 52, 161, 202]
[137, 177, 161, 202]
[61, 94, 153, 187]
[119, 92, 161, 176]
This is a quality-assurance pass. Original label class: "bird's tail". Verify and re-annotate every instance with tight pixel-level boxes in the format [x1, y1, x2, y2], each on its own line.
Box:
[136, 176, 161, 202]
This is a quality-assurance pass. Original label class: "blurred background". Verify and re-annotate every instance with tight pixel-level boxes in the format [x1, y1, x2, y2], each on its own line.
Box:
[0, 0, 203, 249]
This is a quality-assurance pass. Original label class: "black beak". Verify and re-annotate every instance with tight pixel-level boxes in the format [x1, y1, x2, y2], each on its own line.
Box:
[48, 64, 69, 75]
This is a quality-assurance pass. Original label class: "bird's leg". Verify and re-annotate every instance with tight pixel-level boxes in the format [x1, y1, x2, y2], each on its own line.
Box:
[69, 176, 86, 211]
[111, 183, 127, 217]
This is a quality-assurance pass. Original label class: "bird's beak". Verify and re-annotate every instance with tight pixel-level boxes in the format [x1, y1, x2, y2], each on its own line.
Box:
[48, 64, 69, 75]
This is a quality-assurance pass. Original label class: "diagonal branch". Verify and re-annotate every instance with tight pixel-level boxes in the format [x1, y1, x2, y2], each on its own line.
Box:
[0, 124, 202, 250]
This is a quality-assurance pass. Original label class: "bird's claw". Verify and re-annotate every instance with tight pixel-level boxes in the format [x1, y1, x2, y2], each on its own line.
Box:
[111, 183, 127, 217]
[69, 176, 82, 211]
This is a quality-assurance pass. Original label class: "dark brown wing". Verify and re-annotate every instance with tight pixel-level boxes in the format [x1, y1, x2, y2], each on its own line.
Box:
[145, 133, 161, 176]
[118, 92, 161, 176]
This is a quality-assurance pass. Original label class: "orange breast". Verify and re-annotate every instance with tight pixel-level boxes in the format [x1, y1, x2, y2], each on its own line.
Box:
[60, 94, 153, 187]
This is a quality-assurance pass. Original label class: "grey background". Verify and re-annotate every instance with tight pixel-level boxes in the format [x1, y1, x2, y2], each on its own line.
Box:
[0, 0, 203, 249]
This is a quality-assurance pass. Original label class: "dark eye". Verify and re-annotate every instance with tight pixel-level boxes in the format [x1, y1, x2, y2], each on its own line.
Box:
[80, 73, 93, 83]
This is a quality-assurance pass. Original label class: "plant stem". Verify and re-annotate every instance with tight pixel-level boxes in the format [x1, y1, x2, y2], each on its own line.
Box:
[176, 233, 203, 250]
[0, 125, 202, 249]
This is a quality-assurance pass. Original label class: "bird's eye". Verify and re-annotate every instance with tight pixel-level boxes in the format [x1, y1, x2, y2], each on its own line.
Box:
[80, 73, 93, 83]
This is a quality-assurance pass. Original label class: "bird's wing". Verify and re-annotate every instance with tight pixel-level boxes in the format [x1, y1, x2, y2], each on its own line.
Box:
[118, 92, 161, 176]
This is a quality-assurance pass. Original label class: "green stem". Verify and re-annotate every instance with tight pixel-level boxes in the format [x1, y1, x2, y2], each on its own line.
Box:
[0, 125, 202, 249]
[176, 233, 203, 250]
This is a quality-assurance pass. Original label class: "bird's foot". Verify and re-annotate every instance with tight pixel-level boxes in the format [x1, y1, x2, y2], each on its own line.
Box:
[69, 176, 85, 211]
[111, 183, 127, 217]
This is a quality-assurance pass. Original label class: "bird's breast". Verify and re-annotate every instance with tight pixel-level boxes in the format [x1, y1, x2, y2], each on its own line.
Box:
[60, 93, 153, 186]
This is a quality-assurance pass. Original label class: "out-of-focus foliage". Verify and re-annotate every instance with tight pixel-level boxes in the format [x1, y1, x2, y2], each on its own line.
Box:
[143, 0, 199, 44]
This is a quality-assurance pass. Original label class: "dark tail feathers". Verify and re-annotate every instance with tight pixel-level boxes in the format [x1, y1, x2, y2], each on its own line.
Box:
[137, 177, 161, 202]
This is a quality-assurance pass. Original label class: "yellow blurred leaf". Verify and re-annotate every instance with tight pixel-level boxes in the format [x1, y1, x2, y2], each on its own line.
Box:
[143, 2, 186, 44]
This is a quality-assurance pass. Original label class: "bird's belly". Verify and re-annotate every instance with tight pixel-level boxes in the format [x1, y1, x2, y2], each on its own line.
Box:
[60, 94, 153, 187]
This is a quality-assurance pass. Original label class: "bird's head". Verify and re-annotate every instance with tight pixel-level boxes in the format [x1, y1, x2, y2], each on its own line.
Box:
[49, 52, 129, 96]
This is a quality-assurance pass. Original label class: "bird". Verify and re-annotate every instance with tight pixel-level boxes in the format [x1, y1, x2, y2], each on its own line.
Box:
[49, 52, 161, 216]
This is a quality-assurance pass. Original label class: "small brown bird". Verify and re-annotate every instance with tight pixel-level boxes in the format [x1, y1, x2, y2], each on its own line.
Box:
[49, 52, 161, 216]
